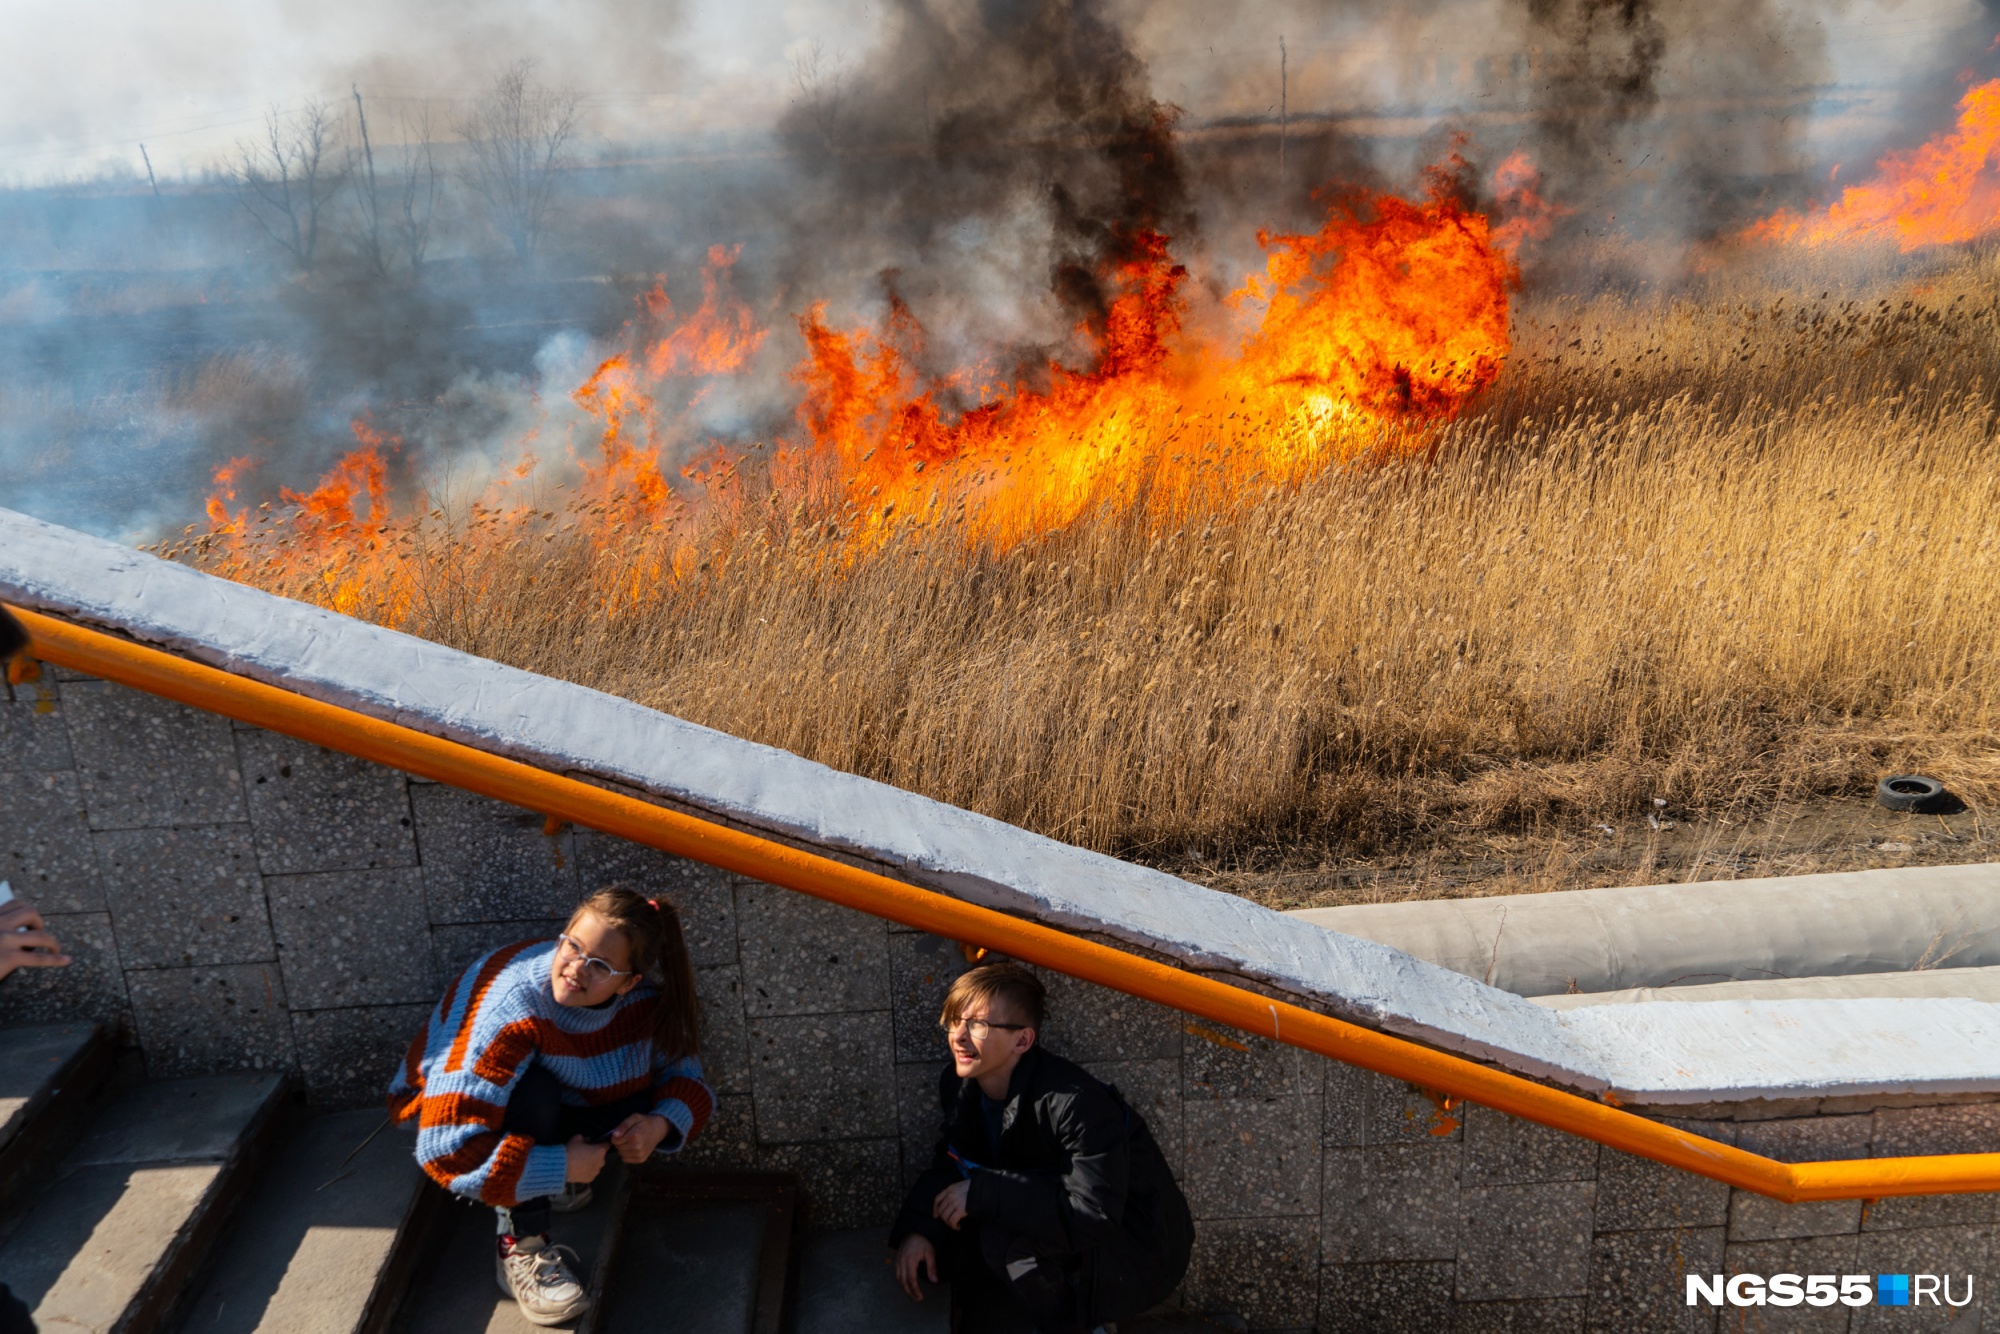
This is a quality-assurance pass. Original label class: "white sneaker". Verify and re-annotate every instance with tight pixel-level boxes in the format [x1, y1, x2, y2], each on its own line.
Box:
[495, 1234, 591, 1326]
[549, 1182, 593, 1214]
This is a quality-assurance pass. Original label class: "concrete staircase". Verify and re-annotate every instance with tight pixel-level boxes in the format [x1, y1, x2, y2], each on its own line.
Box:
[0, 1026, 1228, 1333]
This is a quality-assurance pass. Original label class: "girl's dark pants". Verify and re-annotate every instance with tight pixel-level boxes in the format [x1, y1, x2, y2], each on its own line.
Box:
[500, 1062, 653, 1238]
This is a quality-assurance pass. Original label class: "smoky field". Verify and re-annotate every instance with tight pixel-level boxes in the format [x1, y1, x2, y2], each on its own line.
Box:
[177, 240, 2000, 900]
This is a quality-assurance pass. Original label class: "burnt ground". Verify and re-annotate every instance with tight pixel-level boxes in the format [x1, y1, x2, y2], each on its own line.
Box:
[1175, 795, 1997, 911]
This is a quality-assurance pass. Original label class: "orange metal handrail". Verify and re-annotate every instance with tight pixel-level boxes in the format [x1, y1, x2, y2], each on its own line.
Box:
[12, 603, 2000, 1203]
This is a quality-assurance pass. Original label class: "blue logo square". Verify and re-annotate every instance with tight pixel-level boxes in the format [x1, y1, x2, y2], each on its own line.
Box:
[1878, 1274, 1911, 1306]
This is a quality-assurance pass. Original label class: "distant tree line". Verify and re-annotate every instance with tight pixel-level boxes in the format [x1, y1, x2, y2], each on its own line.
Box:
[230, 59, 579, 279]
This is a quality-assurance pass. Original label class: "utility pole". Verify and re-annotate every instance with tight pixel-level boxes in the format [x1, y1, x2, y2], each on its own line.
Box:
[1278, 36, 1288, 187]
[353, 84, 384, 272]
[138, 143, 161, 202]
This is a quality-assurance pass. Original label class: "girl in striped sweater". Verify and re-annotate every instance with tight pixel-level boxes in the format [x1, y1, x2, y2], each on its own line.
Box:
[389, 886, 713, 1326]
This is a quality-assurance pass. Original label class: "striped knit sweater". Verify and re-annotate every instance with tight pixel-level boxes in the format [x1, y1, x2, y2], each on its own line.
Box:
[388, 939, 714, 1206]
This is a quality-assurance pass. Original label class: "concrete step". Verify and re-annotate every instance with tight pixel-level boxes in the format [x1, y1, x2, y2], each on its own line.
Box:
[389, 1161, 630, 1334]
[596, 1197, 767, 1332]
[0, 1021, 113, 1211]
[172, 1109, 439, 1334]
[0, 1071, 287, 1334]
[596, 1169, 797, 1334]
[792, 1228, 948, 1334]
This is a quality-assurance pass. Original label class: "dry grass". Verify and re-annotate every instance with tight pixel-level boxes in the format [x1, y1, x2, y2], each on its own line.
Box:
[191, 244, 2000, 884]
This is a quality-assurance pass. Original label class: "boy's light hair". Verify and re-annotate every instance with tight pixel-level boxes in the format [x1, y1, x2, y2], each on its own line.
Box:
[940, 961, 1045, 1032]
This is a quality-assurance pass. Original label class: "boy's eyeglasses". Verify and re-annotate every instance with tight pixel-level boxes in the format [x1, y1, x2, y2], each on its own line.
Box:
[556, 933, 635, 984]
[939, 1016, 1028, 1043]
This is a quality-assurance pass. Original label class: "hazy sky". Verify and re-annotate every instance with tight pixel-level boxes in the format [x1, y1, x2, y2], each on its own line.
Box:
[0, 0, 1984, 185]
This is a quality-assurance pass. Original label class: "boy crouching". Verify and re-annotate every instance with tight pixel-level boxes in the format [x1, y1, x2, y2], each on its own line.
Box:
[891, 962, 1194, 1333]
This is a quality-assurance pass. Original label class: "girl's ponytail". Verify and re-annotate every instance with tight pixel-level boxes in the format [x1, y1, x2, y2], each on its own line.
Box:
[569, 885, 702, 1061]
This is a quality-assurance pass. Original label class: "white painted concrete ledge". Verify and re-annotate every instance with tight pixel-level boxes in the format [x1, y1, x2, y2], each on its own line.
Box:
[4, 505, 1995, 1106]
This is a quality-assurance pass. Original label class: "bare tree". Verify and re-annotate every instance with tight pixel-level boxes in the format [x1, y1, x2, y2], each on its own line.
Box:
[791, 41, 847, 152]
[233, 102, 347, 273]
[457, 61, 580, 268]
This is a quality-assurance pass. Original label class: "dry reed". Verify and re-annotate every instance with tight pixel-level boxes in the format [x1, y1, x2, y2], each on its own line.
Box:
[189, 246, 2000, 872]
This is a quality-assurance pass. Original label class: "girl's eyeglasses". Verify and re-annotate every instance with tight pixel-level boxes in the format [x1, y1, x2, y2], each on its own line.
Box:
[556, 933, 635, 984]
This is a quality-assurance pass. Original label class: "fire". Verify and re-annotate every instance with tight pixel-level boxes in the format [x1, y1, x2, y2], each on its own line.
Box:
[793, 187, 1512, 548]
[191, 172, 1516, 606]
[640, 244, 767, 378]
[1747, 77, 2000, 251]
[1488, 150, 1568, 257]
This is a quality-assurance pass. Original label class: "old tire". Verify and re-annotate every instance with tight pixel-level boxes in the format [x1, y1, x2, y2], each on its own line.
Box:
[1877, 774, 1948, 814]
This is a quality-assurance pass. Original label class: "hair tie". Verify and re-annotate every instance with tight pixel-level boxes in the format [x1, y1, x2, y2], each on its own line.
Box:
[647, 898, 662, 913]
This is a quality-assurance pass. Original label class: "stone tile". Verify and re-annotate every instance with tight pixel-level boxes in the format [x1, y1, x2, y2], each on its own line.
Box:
[894, 1059, 948, 1184]
[126, 962, 295, 1078]
[1184, 1094, 1321, 1219]
[1457, 1182, 1595, 1300]
[1728, 1190, 1862, 1242]
[1733, 1114, 1872, 1163]
[237, 731, 417, 874]
[290, 1003, 430, 1107]
[0, 675, 71, 771]
[1183, 1017, 1320, 1100]
[1850, 1223, 1998, 1332]
[2, 770, 101, 912]
[95, 824, 274, 968]
[1861, 1189, 2000, 1233]
[1720, 1236, 1857, 1333]
[888, 932, 969, 1063]
[0, 911, 127, 1030]
[63, 681, 247, 829]
[265, 868, 434, 1010]
[1095, 1058, 1185, 1181]
[1038, 969, 1181, 1065]
[747, 1010, 896, 1143]
[1873, 1103, 2000, 1157]
[1322, 1142, 1463, 1264]
[1326, 1062, 1463, 1146]
[1455, 1297, 1585, 1333]
[757, 1136, 902, 1229]
[694, 965, 749, 1094]
[1320, 1261, 1457, 1334]
[736, 881, 887, 1017]
[430, 919, 563, 984]
[1594, 1137, 1733, 1233]
[1587, 1227, 1722, 1334]
[411, 785, 577, 924]
[1182, 1216, 1320, 1330]
[676, 1093, 756, 1169]
[1461, 1105, 1598, 1187]
[571, 834, 737, 968]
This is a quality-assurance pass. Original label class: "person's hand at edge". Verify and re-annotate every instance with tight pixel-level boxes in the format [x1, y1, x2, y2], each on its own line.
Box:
[0, 899, 69, 982]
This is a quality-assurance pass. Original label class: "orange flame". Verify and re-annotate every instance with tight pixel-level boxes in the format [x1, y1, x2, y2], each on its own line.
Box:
[1747, 77, 2000, 251]
[1488, 150, 1568, 257]
[206, 456, 256, 533]
[641, 244, 768, 378]
[193, 173, 1515, 603]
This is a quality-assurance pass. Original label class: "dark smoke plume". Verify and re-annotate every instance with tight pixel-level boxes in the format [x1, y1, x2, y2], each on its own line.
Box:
[1525, 0, 1665, 178]
[774, 0, 1197, 374]
[1512, 0, 1829, 248]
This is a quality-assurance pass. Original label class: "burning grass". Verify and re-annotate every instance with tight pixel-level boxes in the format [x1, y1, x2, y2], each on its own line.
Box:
[171, 242, 2000, 888]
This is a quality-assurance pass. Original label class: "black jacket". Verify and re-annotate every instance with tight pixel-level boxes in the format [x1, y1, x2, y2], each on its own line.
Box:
[891, 1045, 1190, 1261]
